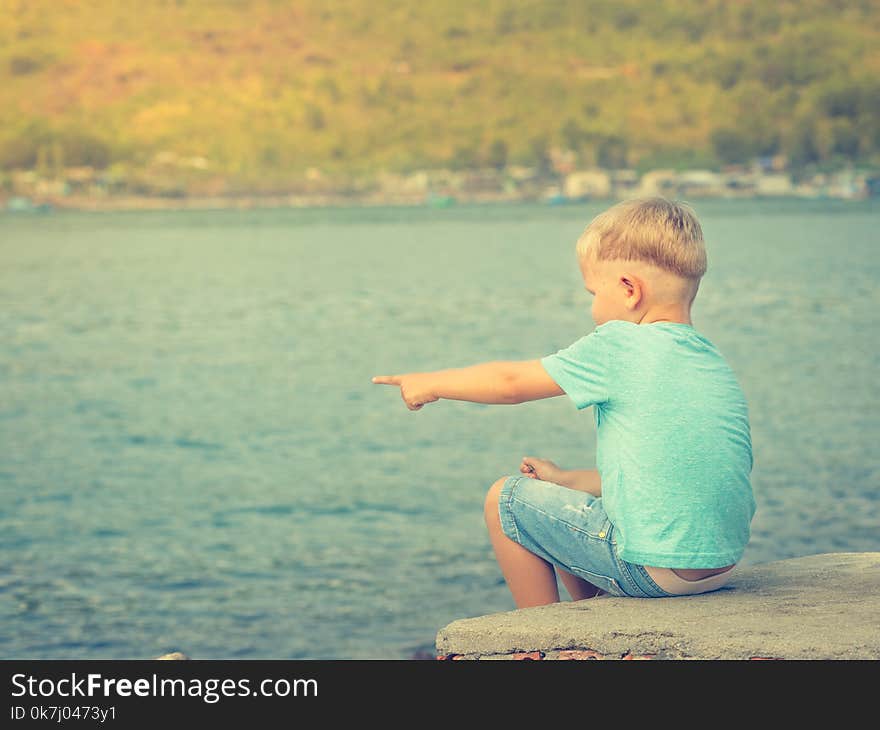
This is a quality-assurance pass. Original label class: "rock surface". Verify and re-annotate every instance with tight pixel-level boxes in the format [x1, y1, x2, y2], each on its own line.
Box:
[435, 552, 880, 660]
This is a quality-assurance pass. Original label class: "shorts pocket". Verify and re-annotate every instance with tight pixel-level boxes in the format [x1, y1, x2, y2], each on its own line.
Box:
[568, 566, 626, 597]
[581, 501, 614, 540]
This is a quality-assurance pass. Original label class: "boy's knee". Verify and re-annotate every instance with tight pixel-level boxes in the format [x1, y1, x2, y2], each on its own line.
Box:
[484, 476, 509, 524]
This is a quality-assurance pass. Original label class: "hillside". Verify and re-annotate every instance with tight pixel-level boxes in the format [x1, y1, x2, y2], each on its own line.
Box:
[1, 0, 878, 194]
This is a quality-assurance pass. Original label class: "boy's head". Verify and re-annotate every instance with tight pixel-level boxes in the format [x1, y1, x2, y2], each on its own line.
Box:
[575, 197, 707, 326]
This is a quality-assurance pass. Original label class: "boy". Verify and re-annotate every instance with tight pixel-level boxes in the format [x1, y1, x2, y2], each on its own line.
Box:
[373, 197, 755, 607]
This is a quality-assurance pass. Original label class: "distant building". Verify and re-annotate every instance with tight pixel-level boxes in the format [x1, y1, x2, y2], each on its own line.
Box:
[506, 165, 538, 182]
[459, 169, 505, 196]
[636, 169, 678, 197]
[610, 169, 639, 198]
[754, 155, 788, 174]
[378, 171, 428, 197]
[676, 170, 726, 198]
[755, 174, 794, 197]
[63, 166, 99, 195]
[721, 170, 756, 197]
[563, 170, 611, 200]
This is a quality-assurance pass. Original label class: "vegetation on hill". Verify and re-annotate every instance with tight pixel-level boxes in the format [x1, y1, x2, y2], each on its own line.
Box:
[1, 0, 878, 193]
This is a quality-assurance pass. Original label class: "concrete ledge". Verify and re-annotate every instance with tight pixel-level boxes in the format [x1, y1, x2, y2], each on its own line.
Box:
[435, 552, 880, 660]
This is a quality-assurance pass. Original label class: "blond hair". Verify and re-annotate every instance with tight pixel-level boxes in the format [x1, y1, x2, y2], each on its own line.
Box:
[576, 197, 707, 280]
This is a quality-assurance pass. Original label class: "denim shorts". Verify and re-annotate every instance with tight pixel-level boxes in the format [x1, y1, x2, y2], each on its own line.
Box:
[498, 475, 674, 598]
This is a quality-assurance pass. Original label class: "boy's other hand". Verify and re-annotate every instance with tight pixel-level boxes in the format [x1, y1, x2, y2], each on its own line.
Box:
[520, 456, 565, 483]
[372, 373, 439, 411]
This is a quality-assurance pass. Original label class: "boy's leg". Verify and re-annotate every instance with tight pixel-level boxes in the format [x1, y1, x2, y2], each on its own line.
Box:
[553, 470, 605, 598]
[484, 477, 560, 607]
[557, 568, 605, 600]
[486, 476, 607, 605]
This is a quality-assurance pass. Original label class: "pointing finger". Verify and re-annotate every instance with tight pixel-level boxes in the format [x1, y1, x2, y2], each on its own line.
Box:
[372, 375, 401, 385]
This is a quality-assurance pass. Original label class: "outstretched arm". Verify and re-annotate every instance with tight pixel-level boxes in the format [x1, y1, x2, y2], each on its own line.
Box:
[372, 359, 563, 411]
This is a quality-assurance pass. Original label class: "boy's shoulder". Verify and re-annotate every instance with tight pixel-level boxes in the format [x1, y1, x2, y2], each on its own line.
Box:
[595, 319, 702, 338]
[592, 319, 687, 338]
[591, 319, 719, 354]
[595, 319, 637, 333]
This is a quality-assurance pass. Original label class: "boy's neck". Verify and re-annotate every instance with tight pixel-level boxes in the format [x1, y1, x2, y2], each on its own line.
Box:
[641, 316, 693, 325]
[635, 304, 693, 326]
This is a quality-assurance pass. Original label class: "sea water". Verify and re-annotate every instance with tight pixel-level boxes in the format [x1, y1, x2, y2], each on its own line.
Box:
[1, 199, 878, 658]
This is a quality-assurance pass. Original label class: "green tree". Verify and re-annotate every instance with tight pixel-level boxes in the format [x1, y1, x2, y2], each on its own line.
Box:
[818, 80, 863, 119]
[713, 56, 744, 90]
[710, 128, 753, 165]
[36, 145, 50, 178]
[0, 122, 58, 170]
[450, 144, 478, 170]
[305, 104, 326, 131]
[596, 135, 627, 169]
[561, 119, 585, 153]
[487, 139, 508, 170]
[50, 140, 64, 176]
[787, 119, 821, 167]
[9, 55, 41, 75]
[830, 120, 860, 158]
[527, 136, 552, 175]
[61, 133, 111, 168]
[495, 8, 516, 35]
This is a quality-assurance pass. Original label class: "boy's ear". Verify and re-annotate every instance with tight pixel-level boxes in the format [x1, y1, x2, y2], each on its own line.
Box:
[620, 275, 644, 309]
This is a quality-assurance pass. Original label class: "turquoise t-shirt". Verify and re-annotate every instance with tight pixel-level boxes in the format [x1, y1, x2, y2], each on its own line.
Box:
[540, 320, 755, 568]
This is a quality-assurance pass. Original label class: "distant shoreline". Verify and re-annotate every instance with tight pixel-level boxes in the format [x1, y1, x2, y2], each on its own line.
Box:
[4, 162, 877, 214]
[3, 189, 876, 215]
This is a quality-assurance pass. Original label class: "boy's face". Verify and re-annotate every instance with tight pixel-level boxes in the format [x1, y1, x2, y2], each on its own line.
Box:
[579, 257, 631, 326]
[579, 254, 697, 327]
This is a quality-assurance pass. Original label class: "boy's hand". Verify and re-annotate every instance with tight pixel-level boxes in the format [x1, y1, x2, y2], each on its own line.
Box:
[372, 373, 439, 411]
[520, 456, 565, 484]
